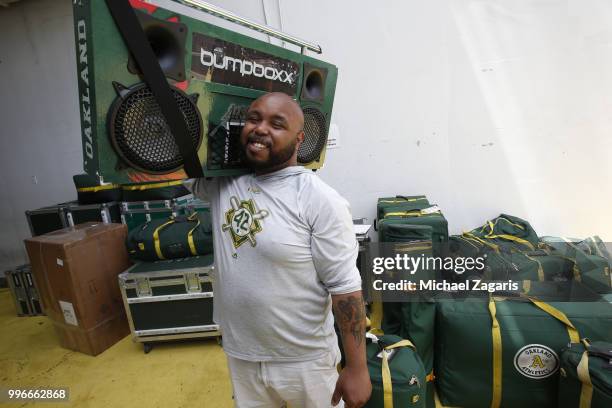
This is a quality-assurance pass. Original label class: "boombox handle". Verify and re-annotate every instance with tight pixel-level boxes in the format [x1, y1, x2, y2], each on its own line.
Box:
[165, 0, 323, 54]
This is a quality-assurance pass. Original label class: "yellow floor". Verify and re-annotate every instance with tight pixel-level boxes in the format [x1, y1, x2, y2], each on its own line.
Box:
[0, 288, 233, 408]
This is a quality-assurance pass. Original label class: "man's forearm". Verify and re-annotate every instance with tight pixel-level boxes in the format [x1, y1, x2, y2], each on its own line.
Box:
[332, 290, 367, 369]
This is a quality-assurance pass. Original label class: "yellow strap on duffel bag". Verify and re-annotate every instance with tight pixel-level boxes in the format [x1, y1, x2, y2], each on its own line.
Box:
[152, 219, 175, 260]
[153, 213, 201, 259]
[488, 296, 581, 408]
[369, 301, 385, 336]
[379, 198, 429, 204]
[122, 180, 183, 191]
[482, 219, 536, 251]
[76, 183, 120, 192]
[577, 339, 594, 408]
[186, 213, 201, 256]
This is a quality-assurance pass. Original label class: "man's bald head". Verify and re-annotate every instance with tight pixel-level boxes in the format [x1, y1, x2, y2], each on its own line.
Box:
[251, 92, 304, 131]
[240, 92, 305, 174]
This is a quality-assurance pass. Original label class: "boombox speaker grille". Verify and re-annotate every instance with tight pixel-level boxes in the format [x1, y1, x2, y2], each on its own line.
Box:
[109, 83, 202, 174]
[298, 107, 327, 164]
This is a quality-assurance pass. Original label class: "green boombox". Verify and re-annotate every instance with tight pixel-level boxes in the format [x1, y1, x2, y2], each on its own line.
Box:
[73, 0, 338, 184]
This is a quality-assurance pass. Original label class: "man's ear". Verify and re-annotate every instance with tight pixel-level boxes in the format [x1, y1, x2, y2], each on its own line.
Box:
[296, 130, 305, 145]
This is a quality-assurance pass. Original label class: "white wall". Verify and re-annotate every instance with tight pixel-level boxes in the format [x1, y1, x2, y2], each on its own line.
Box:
[1, 0, 611, 272]
[0, 0, 82, 273]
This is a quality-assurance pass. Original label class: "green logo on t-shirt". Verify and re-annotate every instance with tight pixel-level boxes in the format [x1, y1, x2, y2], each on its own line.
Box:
[222, 196, 269, 248]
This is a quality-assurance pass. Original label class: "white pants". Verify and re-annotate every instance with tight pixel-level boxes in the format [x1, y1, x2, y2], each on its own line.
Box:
[226, 350, 344, 408]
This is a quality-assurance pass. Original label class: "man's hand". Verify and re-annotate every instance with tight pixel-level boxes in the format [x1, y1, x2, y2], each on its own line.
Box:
[332, 365, 372, 407]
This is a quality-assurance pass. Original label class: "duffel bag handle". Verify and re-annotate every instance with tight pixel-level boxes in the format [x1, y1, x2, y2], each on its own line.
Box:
[187, 215, 201, 257]
[152, 218, 176, 260]
[577, 344, 593, 408]
[153, 213, 202, 259]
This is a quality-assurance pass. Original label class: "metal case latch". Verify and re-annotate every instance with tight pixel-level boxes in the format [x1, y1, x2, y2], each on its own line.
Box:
[135, 277, 152, 297]
[185, 273, 201, 293]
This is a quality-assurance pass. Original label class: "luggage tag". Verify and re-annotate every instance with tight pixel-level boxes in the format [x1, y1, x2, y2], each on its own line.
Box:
[376, 348, 398, 362]
[421, 205, 441, 215]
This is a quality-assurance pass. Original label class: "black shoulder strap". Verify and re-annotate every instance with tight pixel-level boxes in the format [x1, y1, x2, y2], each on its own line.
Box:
[104, 0, 204, 178]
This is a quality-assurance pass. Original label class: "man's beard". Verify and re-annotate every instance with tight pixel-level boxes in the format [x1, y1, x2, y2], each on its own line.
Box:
[243, 135, 297, 171]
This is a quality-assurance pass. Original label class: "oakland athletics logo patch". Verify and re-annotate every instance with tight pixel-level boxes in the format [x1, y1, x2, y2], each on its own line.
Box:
[513, 344, 559, 379]
[222, 196, 269, 248]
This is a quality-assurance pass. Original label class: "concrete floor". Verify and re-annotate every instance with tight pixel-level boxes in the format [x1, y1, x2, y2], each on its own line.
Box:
[0, 288, 233, 408]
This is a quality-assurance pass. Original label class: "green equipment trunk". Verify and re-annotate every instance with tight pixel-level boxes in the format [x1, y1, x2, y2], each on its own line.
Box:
[377, 200, 448, 257]
[377, 196, 430, 222]
[558, 341, 612, 408]
[364, 334, 426, 408]
[435, 293, 612, 408]
[121, 207, 182, 233]
[119, 196, 205, 233]
[120, 194, 194, 211]
[379, 220, 433, 243]
[126, 213, 213, 261]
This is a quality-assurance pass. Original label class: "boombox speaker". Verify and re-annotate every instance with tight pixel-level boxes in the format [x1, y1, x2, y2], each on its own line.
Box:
[73, 0, 338, 184]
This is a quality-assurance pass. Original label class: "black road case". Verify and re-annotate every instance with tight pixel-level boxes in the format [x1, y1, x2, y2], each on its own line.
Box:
[5, 264, 43, 316]
[26, 201, 120, 236]
[118, 255, 219, 353]
[25, 204, 69, 236]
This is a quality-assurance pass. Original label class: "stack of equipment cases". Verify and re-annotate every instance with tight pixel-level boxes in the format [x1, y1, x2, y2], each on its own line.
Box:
[376, 195, 448, 257]
[118, 255, 219, 353]
[26, 201, 120, 236]
[120, 195, 193, 232]
[5, 264, 43, 316]
[375, 195, 448, 408]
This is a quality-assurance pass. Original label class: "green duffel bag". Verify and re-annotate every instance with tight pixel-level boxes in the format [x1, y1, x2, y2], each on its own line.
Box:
[466, 214, 540, 252]
[558, 340, 612, 408]
[451, 235, 574, 282]
[542, 237, 611, 294]
[435, 294, 612, 408]
[126, 213, 213, 261]
[364, 333, 426, 408]
[377, 195, 429, 222]
[73, 174, 122, 205]
[578, 236, 612, 262]
[486, 249, 573, 282]
[121, 180, 190, 202]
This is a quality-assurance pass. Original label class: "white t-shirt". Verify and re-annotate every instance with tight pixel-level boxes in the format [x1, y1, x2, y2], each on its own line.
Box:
[184, 166, 361, 362]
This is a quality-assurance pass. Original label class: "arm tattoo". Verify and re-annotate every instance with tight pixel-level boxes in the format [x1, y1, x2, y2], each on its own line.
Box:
[337, 295, 366, 344]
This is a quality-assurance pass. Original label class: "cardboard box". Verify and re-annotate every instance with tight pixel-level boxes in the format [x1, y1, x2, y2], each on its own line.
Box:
[25, 222, 131, 355]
